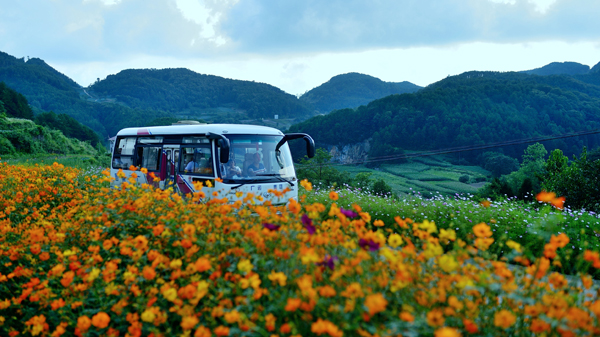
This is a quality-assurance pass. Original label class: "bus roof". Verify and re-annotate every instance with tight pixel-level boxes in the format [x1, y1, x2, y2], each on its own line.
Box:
[115, 124, 285, 137]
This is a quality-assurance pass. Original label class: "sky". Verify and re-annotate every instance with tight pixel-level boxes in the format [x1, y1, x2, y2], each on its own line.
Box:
[1, 0, 600, 96]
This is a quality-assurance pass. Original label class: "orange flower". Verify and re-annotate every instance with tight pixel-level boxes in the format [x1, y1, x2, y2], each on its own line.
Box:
[529, 318, 551, 333]
[300, 179, 313, 191]
[427, 310, 444, 327]
[364, 293, 387, 316]
[92, 312, 110, 329]
[472, 223, 492, 238]
[194, 326, 212, 337]
[494, 310, 516, 329]
[311, 319, 343, 337]
[280, 323, 292, 334]
[285, 298, 302, 312]
[77, 316, 91, 331]
[399, 311, 414, 322]
[142, 266, 156, 280]
[463, 318, 478, 334]
[536, 191, 565, 209]
[329, 191, 339, 201]
[373, 220, 384, 227]
[181, 316, 199, 330]
[550, 233, 569, 248]
[214, 326, 230, 337]
[195, 257, 212, 272]
[287, 199, 301, 214]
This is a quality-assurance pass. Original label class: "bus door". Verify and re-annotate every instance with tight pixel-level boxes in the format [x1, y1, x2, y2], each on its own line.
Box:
[162, 145, 180, 190]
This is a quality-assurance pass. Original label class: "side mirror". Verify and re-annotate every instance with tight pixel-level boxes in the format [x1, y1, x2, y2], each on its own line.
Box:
[207, 133, 230, 163]
[276, 133, 315, 158]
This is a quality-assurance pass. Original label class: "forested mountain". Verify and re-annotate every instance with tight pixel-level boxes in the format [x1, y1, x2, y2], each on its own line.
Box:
[0, 81, 33, 119]
[299, 72, 421, 114]
[0, 51, 171, 139]
[288, 70, 600, 163]
[88, 68, 313, 120]
[522, 61, 591, 76]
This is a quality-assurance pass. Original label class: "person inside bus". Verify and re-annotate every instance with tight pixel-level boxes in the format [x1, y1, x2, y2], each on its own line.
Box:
[184, 154, 197, 172]
[247, 152, 266, 176]
[224, 159, 242, 178]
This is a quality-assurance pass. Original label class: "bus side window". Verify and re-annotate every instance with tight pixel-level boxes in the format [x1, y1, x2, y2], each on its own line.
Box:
[138, 147, 162, 171]
[112, 137, 136, 169]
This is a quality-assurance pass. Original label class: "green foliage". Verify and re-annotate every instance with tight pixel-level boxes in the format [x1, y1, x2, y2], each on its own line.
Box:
[299, 72, 421, 114]
[89, 68, 313, 120]
[0, 81, 33, 119]
[504, 143, 548, 198]
[296, 148, 351, 188]
[0, 52, 174, 138]
[35, 111, 101, 146]
[480, 151, 519, 177]
[372, 178, 393, 196]
[0, 117, 98, 156]
[459, 175, 469, 183]
[289, 71, 600, 164]
[542, 148, 600, 212]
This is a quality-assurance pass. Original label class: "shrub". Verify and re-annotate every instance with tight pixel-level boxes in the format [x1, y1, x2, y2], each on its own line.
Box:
[459, 174, 470, 183]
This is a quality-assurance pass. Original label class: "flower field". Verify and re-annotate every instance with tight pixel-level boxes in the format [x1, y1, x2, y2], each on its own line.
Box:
[2, 162, 600, 336]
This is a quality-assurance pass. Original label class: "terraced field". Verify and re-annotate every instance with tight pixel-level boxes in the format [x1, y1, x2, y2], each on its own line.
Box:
[337, 155, 491, 196]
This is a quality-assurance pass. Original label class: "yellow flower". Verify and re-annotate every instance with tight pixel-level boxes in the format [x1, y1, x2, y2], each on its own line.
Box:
[163, 288, 178, 301]
[439, 228, 456, 242]
[505, 240, 522, 253]
[170, 259, 183, 269]
[438, 255, 458, 273]
[268, 271, 287, 286]
[419, 220, 437, 234]
[435, 327, 462, 337]
[237, 259, 254, 273]
[388, 233, 403, 248]
[141, 309, 156, 323]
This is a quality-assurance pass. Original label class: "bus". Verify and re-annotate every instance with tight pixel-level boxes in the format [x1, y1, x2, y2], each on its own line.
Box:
[110, 123, 315, 205]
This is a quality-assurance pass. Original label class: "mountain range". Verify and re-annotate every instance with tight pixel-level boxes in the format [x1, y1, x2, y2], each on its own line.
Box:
[1, 48, 600, 165]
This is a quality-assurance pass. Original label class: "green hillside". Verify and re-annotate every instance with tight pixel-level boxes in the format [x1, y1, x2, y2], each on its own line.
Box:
[88, 68, 314, 120]
[0, 52, 172, 139]
[0, 116, 98, 156]
[288, 70, 600, 163]
[522, 61, 591, 76]
[299, 72, 421, 114]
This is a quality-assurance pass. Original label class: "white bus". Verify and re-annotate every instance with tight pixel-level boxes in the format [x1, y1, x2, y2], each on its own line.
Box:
[110, 123, 315, 205]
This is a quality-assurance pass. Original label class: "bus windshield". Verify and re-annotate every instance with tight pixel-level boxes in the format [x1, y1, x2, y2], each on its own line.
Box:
[220, 134, 296, 183]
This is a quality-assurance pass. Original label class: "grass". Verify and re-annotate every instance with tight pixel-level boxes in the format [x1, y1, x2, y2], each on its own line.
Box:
[304, 185, 600, 277]
[337, 157, 492, 197]
[0, 153, 110, 174]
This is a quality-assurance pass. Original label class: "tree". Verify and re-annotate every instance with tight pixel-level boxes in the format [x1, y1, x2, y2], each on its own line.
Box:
[541, 148, 600, 212]
[505, 143, 547, 196]
[296, 148, 350, 188]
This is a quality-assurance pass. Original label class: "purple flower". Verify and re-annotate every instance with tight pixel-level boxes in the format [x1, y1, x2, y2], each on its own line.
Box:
[359, 238, 380, 252]
[340, 208, 358, 218]
[317, 255, 338, 270]
[302, 214, 316, 235]
[262, 223, 281, 231]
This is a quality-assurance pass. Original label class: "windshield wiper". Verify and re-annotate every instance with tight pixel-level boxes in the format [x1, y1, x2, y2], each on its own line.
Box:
[256, 174, 295, 187]
[229, 179, 263, 190]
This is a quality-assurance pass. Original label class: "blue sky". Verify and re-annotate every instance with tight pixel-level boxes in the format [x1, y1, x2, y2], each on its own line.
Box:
[1, 0, 599, 95]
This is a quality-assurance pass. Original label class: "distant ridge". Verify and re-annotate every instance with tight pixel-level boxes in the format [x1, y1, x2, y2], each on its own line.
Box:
[299, 72, 421, 114]
[522, 61, 591, 76]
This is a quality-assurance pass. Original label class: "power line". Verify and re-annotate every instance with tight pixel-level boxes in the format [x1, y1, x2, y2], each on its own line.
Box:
[296, 128, 600, 168]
